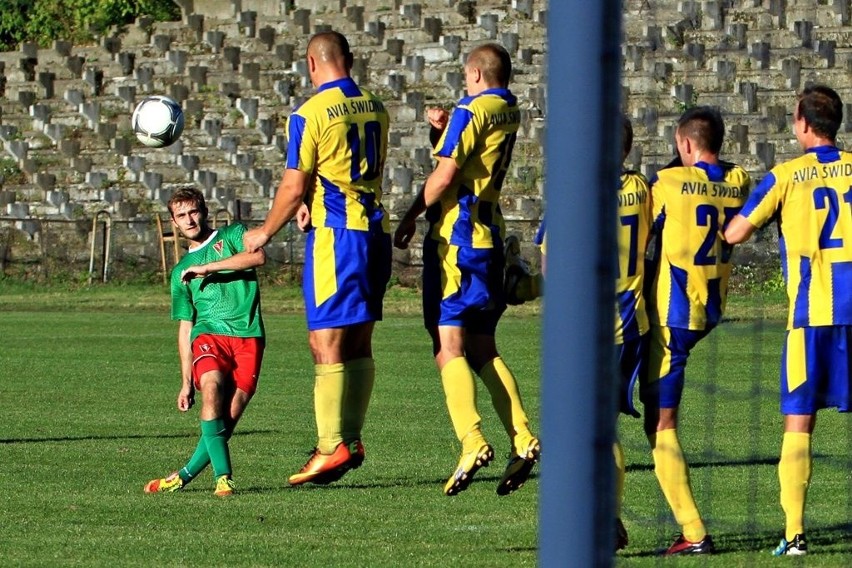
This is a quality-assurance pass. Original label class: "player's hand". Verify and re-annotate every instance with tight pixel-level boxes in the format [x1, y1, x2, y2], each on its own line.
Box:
[177, 384, 195, 412]
[180, 265, 208, 283]
[394, 218, 416, 250]
[243, 227, 270, 253]
[427, 108, 449, 131]
[295, 203, 312, 232]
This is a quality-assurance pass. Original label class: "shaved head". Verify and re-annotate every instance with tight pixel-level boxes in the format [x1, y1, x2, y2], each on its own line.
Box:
[304, 30, 354, 87]
[466, 43, 512, 87]
[307, 31, 352, 64]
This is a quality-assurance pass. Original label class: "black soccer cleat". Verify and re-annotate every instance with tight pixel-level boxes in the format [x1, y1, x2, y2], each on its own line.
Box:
[664, 533, 715, 556]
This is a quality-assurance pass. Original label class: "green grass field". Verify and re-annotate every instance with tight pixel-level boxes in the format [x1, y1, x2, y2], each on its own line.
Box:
[0, 284, 850, 566]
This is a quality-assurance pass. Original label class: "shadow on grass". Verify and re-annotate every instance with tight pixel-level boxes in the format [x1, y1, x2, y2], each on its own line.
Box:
[624, 452, 846, 473]
[619, 521, 852, 558]
[269, 470, 541, 492]
[0, 428, 276, 444]
[502, 546, 536, 553]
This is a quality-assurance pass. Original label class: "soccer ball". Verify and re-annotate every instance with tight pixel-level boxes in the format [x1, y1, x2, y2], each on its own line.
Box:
[131, 95, 184, 148]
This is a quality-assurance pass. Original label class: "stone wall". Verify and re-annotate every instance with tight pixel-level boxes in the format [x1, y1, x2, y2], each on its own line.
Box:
[0, 0, 850, 281]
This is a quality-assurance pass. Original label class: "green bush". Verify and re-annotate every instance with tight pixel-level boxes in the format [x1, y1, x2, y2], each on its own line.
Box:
[0, 0, 180, 51]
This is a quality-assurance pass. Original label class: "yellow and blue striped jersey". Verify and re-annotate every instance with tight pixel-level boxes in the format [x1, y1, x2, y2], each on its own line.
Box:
[740, 146, 852, 329]
[427, 88, 520, 248]
[649, 161, 750, 330]
[286, 77, 390, 233]
[616, 171, 652, 343]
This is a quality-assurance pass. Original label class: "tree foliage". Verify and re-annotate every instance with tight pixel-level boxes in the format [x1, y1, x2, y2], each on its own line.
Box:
[0, 0, 181, 51]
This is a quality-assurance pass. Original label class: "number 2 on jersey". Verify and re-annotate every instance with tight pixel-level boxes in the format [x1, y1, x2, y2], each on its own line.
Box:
[694, 204, 740, 265]
[814, 185, 852, 249]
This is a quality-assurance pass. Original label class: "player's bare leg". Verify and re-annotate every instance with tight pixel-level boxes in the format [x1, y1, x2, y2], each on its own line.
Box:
[145, 377, 251, 495]
[196, 370, 235, 496]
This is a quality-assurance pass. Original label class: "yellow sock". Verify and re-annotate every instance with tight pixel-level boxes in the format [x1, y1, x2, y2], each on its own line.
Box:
[779, 432, 811, 541]
[613, 440, 625, 518]
[650, 428, 706, 542]
[342, 358, 375, 443]
[478, 357, 533, 454]
[440, 357, 484, 450]
[314, 363, 345, 454]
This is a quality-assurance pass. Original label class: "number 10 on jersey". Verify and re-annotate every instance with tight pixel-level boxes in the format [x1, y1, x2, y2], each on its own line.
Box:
[347, 121, 384, 182]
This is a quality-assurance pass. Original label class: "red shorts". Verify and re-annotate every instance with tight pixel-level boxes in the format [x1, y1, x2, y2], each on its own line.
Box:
[191, 334, 264, 396]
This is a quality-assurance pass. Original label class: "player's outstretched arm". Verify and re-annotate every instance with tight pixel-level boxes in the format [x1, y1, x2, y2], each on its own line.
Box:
[423, 157, 459, 206]
[395, 159, 459, 249]
[724, 214, 757, 245]
[244, 168, 309, 252]
[180, 249, 266, 282]
[176, 320, 195, 412]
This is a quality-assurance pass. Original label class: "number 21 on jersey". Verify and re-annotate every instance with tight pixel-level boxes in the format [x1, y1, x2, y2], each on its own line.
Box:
[814, 185, 852, 249]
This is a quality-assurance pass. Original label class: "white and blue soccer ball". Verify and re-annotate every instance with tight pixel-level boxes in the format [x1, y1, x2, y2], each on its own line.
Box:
[131, 95, 184, 148]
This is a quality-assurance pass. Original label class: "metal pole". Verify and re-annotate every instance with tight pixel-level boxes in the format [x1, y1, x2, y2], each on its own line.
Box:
[88, 210, 111, 284]
[101, 212, 111, 283]
[88, 215, 98, 285]
[540, 1, 623, 566]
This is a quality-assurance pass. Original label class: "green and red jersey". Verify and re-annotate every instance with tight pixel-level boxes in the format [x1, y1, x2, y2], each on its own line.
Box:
[170, 223, 264, 343]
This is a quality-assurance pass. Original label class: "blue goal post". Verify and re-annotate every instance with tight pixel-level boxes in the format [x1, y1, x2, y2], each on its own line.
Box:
[540, 1, 623, 566]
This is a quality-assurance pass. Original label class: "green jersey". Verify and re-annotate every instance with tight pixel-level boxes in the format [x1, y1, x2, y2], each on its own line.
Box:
[171, 223, 264, 342]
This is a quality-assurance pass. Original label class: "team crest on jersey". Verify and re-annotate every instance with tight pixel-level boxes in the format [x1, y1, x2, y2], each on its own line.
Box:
[213, 240, 224, 256]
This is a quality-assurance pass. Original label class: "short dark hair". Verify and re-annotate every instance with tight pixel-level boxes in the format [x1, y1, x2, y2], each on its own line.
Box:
[677, 106, 725, 155]
[167, 186, 207, 218]
[467, 43, 512, 86]
[797, 85, 843, 141]
[622, 114, 633, 158]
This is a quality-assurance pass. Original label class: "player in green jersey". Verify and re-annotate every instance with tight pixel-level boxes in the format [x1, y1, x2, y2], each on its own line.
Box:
[144, 186, 266, 497]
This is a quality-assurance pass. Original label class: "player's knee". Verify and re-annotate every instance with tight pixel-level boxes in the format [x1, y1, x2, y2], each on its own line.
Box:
[343, 326, 374, 360]
[198, 369, 226, 392]
[308, 339, 337, 363]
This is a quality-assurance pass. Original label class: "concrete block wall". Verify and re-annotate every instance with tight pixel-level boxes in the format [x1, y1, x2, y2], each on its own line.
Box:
[1, 0, 851, 278]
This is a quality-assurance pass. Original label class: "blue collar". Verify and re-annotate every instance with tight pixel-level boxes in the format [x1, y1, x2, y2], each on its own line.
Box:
[805, 145, 841, 163]
[694, 161, 725, 182]
[317, 76, 357, 93]
[469, 87, 516, 106]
